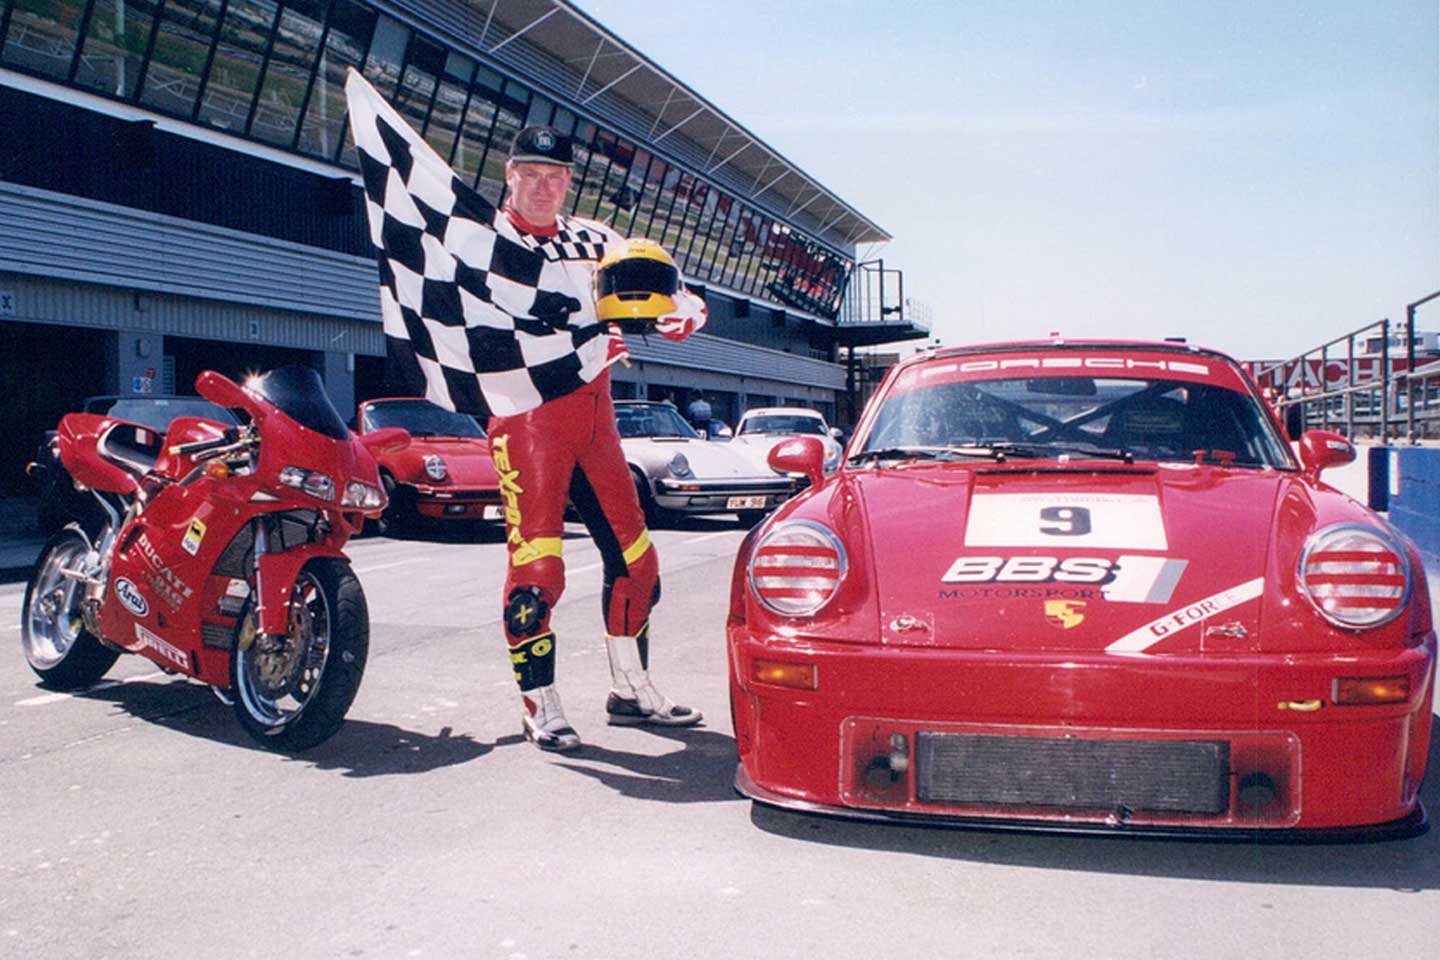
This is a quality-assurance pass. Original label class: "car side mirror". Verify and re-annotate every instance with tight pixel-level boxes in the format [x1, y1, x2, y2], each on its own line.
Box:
[829, 427, 843, 439]
[359, 426, 410, 455]
[768, 435, 826, 488]
[1297, 429, 1355, 480]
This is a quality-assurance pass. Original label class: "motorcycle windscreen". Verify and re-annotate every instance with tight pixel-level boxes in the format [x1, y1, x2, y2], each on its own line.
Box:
[249, 366, 350, 440]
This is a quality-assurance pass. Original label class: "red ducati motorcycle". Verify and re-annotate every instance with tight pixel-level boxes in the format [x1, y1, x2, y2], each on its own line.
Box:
[20, 366, 407, 750]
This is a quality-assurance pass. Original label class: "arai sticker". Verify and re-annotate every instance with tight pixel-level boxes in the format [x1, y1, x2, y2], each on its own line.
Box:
[965, 493, 1167, 550]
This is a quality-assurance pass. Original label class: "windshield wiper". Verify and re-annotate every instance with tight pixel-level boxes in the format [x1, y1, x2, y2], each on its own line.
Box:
[979, 440, 1135, 464]
[848, 445, 1002, 465]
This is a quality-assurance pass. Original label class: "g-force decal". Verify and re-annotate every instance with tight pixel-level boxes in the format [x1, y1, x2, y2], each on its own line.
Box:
[940, 554, 1188, 604]
[1105, 578, 1264, 654]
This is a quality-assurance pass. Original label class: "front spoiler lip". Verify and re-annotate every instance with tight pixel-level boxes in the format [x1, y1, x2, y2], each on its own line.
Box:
[734, 764, 1429, 843]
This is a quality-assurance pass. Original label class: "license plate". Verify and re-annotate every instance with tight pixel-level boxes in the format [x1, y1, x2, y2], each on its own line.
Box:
[726, 495, 767, 510]
[482, 505, 504, 520]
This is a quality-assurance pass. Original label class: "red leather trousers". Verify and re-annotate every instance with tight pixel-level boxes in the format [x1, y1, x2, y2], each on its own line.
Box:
[488, 372, 658, 691]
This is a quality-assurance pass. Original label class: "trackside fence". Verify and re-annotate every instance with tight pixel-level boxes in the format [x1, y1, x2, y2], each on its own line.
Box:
[1252, 289, 1440, 442]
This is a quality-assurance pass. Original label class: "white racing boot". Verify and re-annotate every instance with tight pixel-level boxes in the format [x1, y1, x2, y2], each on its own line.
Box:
[521, 684, 581, 751]
[604, 633, 702, 727]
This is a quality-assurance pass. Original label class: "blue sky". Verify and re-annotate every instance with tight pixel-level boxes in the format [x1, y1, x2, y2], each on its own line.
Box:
[577, 0, 1438, 360]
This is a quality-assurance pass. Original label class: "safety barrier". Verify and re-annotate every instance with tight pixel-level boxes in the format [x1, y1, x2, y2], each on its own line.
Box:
[1368, 446, 1440, 571]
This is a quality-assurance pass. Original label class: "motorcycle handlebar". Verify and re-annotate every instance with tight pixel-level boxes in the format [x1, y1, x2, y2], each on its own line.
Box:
[169, 427, 241, 457]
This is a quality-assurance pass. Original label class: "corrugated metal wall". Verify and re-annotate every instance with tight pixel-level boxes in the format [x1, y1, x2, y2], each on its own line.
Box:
[0, 182, 381, 322]
[0, 177, 843, 389]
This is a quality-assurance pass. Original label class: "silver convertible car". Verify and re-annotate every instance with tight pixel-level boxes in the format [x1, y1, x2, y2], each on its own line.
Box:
[614, 401, 797, 526]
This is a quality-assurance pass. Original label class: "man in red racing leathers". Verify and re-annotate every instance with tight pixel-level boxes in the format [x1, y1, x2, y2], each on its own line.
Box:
[493, 126, 706, 751]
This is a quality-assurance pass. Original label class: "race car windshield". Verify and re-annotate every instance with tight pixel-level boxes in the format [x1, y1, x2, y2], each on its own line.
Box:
[247, 366, 350, 441]
[860, 375, 1292, 468]
[363, 400, 485, 438]
[739, 415, 826, 435]
[614, 403, 700, 439]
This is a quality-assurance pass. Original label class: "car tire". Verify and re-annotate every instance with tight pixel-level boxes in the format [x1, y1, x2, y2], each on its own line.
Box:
[633, 470, 675, 528]
[370, 473, 408, 537]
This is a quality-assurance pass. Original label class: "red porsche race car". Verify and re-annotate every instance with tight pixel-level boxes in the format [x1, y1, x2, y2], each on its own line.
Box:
[727, 339, 1435, 838]
[355, 398, 502, 534]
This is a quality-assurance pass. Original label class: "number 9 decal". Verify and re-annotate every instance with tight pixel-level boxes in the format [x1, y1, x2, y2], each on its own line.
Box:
[1039, 505, 1092, 536]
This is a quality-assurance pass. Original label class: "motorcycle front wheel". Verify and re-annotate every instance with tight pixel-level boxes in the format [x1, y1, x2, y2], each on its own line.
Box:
[231, 557, 368, 751]
[21, 529, 118, 688]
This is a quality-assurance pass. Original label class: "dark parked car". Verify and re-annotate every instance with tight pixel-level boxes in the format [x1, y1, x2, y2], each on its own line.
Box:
[27, 395, 237, 534]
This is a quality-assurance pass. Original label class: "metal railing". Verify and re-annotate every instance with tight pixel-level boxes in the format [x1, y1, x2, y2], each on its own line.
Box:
[1253, 289, 1440, 442]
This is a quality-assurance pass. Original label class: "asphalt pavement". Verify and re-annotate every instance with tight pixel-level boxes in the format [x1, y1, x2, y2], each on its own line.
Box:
[2, 463, 1439, 960]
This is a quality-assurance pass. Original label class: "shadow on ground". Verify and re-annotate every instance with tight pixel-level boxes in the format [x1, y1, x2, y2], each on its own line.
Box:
[552, 726, 742, 803]
[54, 675, 495, 777]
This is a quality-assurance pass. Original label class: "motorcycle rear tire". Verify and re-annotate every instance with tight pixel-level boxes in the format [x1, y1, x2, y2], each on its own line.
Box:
[21, 529, 119, 689]
[231, 557, 368, 751]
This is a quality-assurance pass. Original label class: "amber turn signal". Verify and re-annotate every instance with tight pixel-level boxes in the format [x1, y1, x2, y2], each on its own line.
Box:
[1333, 675, 1409, 705]
[203, 460, 231, 480]
[752, 659, 817, 690]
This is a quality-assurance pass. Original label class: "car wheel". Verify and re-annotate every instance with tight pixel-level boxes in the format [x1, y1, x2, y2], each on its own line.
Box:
[633, 470, 675, 528]
[371, 473, 408, 537]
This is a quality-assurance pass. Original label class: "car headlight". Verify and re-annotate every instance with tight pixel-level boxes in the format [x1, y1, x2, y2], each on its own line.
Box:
[823, 444, 841, 469]
[424, 454, 448, 481]
[1297, 523, 1410, 629]
[341, 480, 386, 509]
[668, 452, 693, 478]
[748, 519, 847, 617]
[278, 465, 336, 502]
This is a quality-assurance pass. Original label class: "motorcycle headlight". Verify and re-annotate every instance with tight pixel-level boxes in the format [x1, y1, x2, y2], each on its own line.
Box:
[279, 465, 336, 502]
[668, 452, 693, 478]
[748, 520, 847, 618]
[342, 480, 386, 509]
[424, 454, 448, 481]
[1297, 523, 1410, 629]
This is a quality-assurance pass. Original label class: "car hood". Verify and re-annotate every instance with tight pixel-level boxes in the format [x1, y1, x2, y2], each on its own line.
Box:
[733, 433, 841, 458]
[377, 436, 497, 486]
[624, 436, 777, 478]
[851, 463, 1288, 653]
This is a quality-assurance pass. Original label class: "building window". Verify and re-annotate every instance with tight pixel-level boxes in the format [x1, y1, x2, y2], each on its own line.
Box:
[138, 0, 225, 119]
[196, 0, 282, 133]
[3, 0, 87, 80]
[73, 0, 160, 99]
[250, 0, 329, 147]
[296, 0, 375, 159]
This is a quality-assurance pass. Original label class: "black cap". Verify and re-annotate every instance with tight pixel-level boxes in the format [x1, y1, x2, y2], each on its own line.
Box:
[509, 126, 573, 166]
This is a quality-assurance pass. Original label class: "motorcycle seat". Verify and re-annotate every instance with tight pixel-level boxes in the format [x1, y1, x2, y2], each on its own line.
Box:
[96, 421, 162, 481]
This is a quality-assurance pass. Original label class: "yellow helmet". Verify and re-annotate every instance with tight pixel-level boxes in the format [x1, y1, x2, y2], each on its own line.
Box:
[594, 238, 679, 323]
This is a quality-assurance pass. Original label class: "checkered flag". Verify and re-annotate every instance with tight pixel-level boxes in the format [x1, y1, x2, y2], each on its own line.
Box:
[344, 69, 627, 418]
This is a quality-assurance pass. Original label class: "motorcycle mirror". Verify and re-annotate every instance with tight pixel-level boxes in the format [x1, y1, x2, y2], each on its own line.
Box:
[360, 426, 411, 455]
[195, 370, 256, 415]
